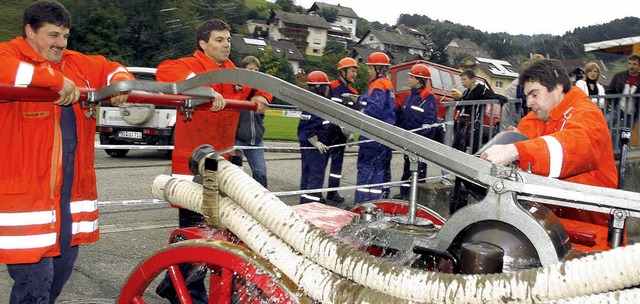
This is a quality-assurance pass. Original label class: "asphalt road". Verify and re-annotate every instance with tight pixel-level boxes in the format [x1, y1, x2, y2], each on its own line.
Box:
[2, 142, 638, 303]
[0, 141, 417, 303]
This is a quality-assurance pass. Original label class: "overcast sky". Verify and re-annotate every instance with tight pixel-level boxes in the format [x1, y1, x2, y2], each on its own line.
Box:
[293, 0, 634, 36]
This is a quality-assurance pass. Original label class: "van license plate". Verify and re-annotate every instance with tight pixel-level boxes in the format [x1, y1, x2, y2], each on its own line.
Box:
[118, 131, 143, 139]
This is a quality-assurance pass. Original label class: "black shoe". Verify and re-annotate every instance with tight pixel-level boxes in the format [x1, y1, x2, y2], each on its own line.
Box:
[327, 193, 345, 203]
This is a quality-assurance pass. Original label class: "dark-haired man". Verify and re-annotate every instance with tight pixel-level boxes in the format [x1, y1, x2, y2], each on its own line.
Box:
[154, 19, 272, 303]
[0, 1, 134, 302]
[481, 59, 618, 252]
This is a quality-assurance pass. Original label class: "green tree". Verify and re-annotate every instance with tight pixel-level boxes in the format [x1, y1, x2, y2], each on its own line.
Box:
[254, 46, 295, 82]
[62, 1, 130, 63]
[248, 46, 296, 104]
[355, 18, 370, 40]
[324, 38, 347, 56]
[0, 0, 28, 42]
[318, 7, 339, 23]
[397, 14, 431, 28]
[118, 0, 200, 67]
[275, 0, 303, 13]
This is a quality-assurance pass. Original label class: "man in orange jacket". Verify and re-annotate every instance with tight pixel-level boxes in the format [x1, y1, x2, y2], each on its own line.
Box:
[0, 1, 133, 302]
[481, 59, 618, 252]
[154, 19, 272, 303]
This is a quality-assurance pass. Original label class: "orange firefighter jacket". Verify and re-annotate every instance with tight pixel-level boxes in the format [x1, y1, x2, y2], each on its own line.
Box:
[515, 86, 618, 251]
[0, 37, 133, 264]
[156, 50, 272, 175]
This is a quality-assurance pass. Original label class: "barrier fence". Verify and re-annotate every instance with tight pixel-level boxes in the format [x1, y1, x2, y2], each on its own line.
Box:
[440, 93, 640, 157]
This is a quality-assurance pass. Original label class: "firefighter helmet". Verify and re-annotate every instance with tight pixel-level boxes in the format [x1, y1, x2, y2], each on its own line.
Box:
[337, 57, 360, 70]
[366, 52, 391, 66]
[409, 63, 431, 79]
[306, 71, 330, 85]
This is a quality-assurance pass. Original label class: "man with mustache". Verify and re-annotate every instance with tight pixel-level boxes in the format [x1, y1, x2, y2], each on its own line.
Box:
[0, 1, 133, 302]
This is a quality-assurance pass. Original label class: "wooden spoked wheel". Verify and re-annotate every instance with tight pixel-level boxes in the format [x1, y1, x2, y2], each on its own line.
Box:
[117, 239, 310, 304]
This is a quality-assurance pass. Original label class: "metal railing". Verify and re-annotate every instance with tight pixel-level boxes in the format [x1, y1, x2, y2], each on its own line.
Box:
[439, 93, 640, 156]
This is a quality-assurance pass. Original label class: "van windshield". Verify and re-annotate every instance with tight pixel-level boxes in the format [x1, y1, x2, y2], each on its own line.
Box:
[395, 69, 411, 92]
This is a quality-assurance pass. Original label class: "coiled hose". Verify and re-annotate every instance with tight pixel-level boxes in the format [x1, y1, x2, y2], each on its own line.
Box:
[152, 159, 640, 303]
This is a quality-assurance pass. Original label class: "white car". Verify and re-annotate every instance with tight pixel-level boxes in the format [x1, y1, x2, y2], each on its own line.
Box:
[96, 67, 176, 158]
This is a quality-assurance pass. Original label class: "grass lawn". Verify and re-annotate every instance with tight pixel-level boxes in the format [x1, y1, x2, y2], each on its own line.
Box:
[263, 114, 360, 142]
[263, 115, 299, 141]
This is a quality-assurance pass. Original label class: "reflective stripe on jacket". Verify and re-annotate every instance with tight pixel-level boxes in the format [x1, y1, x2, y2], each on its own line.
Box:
[515, 87, 618, 251]
[0, 37, 132, 264]
[156, 50, 272, 175]
[396, 86, 438, 139]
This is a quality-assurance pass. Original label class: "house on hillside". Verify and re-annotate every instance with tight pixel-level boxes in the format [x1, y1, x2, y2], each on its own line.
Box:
[393, 24, 435, 52]
[267, 10, 331, 56]
[350, 46, 421, 65]
[358, 29, 430, 59]
[307, 2, 359, 41]
[445, 38, 491, 67]
[245, 19, 269, 38]
[230, 36, 304, 74]
[351, 46, 376, 64]
[326, 24, 352, 44]
[460, 56, 518, 96]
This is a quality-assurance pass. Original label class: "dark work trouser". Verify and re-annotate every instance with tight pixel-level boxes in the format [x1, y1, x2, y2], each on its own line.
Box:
[355, 143, 392, 203]
[327, 134, 346, 197]
[299, 141, 329, 203]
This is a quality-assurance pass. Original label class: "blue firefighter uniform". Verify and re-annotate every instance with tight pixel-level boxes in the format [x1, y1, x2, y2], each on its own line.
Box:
[327, 79, 359, 199]
[396, 86, 438, 197]
[298, 110, 330, 203]
[354, 76, 396, 203]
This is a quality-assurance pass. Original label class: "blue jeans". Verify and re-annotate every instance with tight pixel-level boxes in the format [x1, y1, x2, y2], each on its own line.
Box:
[235, 139, 268, 188]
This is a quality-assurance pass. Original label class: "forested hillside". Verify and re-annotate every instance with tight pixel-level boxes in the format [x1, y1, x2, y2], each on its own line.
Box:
[1, 0, 638, 70]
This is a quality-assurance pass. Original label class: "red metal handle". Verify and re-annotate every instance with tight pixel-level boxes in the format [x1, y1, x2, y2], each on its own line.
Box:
[564, 227, 597, 247]
[0, 84, 258, 111]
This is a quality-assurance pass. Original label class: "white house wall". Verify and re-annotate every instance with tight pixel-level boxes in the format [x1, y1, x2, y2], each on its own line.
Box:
[335, 16, 358, 41]
[306, 28, 328, 56]
[268, 20, 283, 41]
[361, 33, 384, 51]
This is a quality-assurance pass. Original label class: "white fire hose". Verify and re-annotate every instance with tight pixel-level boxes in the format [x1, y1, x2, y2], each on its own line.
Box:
[152, 175, 412, 303]
[152, 159, 640, 303]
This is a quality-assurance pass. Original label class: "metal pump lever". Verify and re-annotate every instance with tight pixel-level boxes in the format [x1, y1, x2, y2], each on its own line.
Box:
[0, 81, 258, 115]
[177, 68, 640, 220]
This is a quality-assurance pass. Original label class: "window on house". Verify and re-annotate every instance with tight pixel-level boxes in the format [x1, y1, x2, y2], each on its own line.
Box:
[348, 19, 353, 24]
[369, 36, 374, 41]
[495, 81, 503, 88]
[313, 49, 320, 53]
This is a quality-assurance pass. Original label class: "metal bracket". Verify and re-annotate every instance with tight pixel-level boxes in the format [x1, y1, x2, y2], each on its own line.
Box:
[609, 208, 628, 248]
